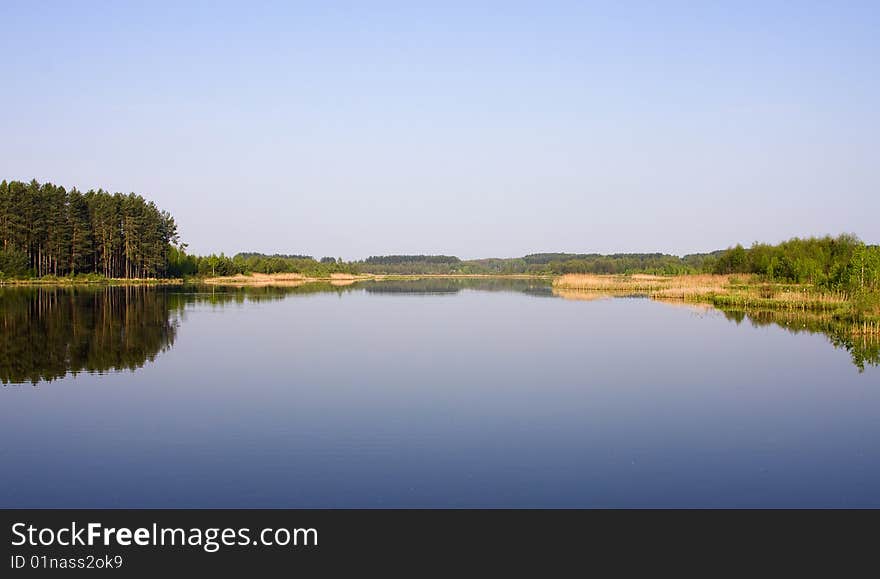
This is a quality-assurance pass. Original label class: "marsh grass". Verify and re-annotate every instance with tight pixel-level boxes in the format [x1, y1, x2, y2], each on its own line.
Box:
[553, 274, 742, 299]
[553, 273, 879, 334]
[200, 272, 379, 287]
[202, 273, 306, 287]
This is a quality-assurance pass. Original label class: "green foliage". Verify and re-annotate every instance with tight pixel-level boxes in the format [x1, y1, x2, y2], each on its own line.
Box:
[198, 253, 238, 276]
[357, 255, 461, 274]
[839, 245, 880, 294]
[173, 251, 359, 278]
[0, 247, 29, 278]
[851, 290, 880, 317]
[545, 253, 698, 275]
[353, 252, 713, 275]
[167, 245, 199, 277]
[712, 234, 865, 287]
[231, 253, 357, 276]
[364, 255, 460, 265]
[714, 244, 748, 274]
[0, 178, 179, 279]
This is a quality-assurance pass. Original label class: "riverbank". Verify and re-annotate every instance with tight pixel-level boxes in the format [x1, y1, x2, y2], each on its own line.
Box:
[0, 275, 184, 286]
[5, 271, 877, 334]
[553, 273, 880, 333]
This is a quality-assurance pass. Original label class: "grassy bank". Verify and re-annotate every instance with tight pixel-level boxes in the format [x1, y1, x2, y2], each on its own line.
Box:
[553, 273, 880, 333]
[0, 274, 183, 286]
[6, 270, 879, 336]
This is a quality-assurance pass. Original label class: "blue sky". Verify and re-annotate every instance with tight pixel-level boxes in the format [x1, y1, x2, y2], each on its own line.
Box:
[1, 1, 877, 258]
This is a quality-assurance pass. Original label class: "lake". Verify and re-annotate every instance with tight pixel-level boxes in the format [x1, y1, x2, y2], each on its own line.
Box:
[1, 279, 878, 507]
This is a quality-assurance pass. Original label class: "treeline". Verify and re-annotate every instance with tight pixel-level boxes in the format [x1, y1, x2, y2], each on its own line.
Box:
[364, 255, 461, 265]
[183, 240, 874, 281]
[3, 185, 872, 291]
[357, 255, 461, 274]
[349, 238, 879, 285]
[521, 252, 719, 275]
[0, 179, 178, 279]
[712, 234, 880, 294]
[168, 250, 356, 278]
[353, 252, 719, 275]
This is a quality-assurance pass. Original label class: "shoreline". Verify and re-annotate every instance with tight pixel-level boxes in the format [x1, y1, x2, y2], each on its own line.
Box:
[0, 272, 551, 287]
[552, 273, 880, 333]
[0, 277, 184, 286]
[3, 272, 877, 332]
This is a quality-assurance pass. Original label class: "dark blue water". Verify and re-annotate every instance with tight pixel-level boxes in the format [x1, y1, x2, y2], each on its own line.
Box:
[1, 281, 878, 507]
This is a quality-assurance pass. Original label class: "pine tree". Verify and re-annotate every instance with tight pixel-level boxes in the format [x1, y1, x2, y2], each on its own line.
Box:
[68, 189, 93, 274]
[0, 178, 180, 279]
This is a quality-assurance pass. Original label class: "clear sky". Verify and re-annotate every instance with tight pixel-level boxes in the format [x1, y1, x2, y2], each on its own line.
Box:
[1, 1, 877, 259]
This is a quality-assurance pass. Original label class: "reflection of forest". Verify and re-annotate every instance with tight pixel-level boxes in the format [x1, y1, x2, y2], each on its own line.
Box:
[2, 281, 876, 384]
[720, 308, 880, 372]
[0, 286, 181, 384]
[0, 280, 558, 384]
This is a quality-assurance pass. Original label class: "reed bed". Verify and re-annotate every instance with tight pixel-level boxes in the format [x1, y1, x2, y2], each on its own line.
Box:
[553, 274, 742, 299]
[553, 273, 879, 335]
[554, 274, 846, 309]
[710, 290, 848, 311]
[852, 320, 880, 336]
[201, 273, 307, 286]
[201, 272, 375, 286]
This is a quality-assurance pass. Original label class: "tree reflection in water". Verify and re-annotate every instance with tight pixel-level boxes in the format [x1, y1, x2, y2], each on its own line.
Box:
[1, 280, 876, 385]
[0, 286, 181, 384]
[720, 308, 880, 372]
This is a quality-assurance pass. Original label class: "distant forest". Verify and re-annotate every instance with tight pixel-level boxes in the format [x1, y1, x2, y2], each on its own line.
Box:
[170, 250, 721, 278]
[2, 179, 877, 293]
[179, 236, 878, 295]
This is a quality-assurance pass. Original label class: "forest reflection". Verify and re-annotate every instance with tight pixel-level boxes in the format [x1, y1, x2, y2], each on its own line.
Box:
[720, 309, 880, 372]
[1, 286, 181, 384]
[1, 279, 876, 384]
[0, 281, 552, 384]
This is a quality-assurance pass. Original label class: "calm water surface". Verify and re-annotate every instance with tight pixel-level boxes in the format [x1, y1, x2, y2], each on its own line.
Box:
[1, 280, 878, 507]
